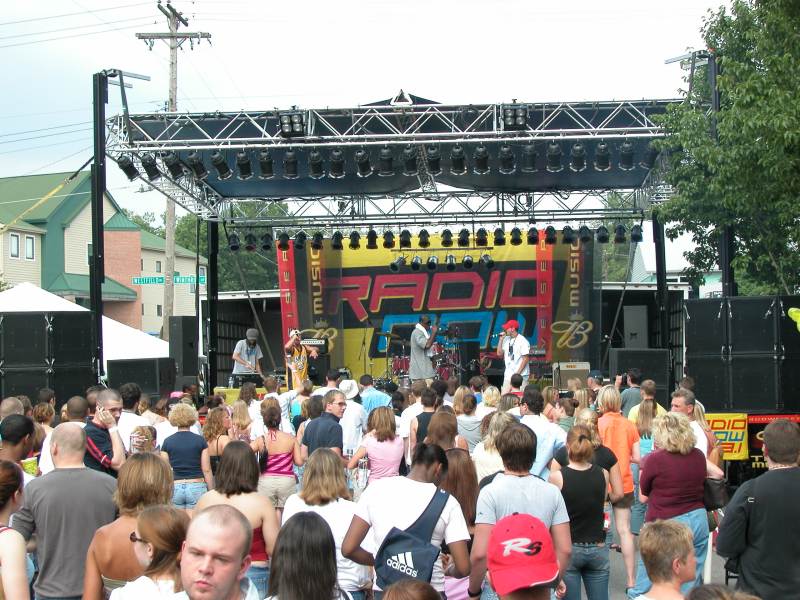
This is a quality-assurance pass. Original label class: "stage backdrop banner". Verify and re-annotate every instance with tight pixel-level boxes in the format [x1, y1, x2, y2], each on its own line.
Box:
[706, 413, 749, 461]
[277, 232, 596, 379]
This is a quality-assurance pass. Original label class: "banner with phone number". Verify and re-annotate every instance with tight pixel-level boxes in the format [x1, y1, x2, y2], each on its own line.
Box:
[706, 413, 749, 460]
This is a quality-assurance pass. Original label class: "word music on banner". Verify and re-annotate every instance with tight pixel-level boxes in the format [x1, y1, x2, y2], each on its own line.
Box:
[706, 413, 748, 460]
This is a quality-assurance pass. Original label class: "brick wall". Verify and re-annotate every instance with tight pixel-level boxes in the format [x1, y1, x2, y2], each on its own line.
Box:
[104, 230, 142, 328]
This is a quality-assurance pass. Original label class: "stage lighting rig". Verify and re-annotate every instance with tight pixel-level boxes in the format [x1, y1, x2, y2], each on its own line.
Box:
[294, 231, 307, 250]
[545, 226, 557, 245]
[630, 224, 643, 243]
[227, 233, 241, 251]
[418, 229, 430, 248]
[244, 233, 257, 251]
[521, 144, 537, 173]
[614, 224, 627, 243]
[236, 151, 252, 180]
[118, 155, 140, 181]
[410, 256, 423, 271]
[140, 154, 160, 181]
[480, 254, 495, 269]
[308, 150, 325, 179]
[378, 147, 394, 177]
[527, 228, 539, 245]
[164, 152, 184, 179]
[562, 226, 575, 244]
[331, 232, 343, 250]
[348, 231, 361, 249]
[441, 229, 453, 247]
[187, 151, 207, 179]
[499, 145, 515, 175]
[329, 149, 345, 179]
[510, 228, 522, 246]
[426, 146, 442, 175]
[382, 231, 395, 249]
[279, 110, 305, 138]
[426, 256, 439, 271]
[399, 230, 412, 248]
[260, 233, 273, 251]
[594, 142, 611, 171]
[366, 229, 378, 249]
[311, 232, 324, 250]
[389, 256, 406, 272]
[473, 145, 490, 174]
[476, 228, 488, 247]
[596, 226, 610, 243]
[457, 229, 470, 247]
[277, 233, 290, 250]
[211, 151, 232, 180]
[402, 145, 418, 176]
[450, 145, 466, 175]
[462, 255, 474, 269]
[283, 150, 298, 179]
[569, 143, 586, 172]
[258, 150, 274, 179]
[355, 149, 372, 177]
[494, 228, 506, 246]
[619, 141, 635, 171]
[578, 225, 593, 244]
[445, 254, 456, 271]
[502, 104, 528, 131]
[546, 143, 563, 173]
[640, 145, 659, 169]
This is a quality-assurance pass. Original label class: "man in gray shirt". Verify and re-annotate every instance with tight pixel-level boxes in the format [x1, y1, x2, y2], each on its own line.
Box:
[619, 368, 643, 417]
[409, 315, 438, 383]
[13, 422, 117, 600]
[232, 328, 264, 377]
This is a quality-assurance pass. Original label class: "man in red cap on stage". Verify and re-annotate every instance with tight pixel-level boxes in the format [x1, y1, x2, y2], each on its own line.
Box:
[496, 319, 530, 393]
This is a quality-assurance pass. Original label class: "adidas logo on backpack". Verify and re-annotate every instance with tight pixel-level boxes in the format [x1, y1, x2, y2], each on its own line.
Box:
[386, 552, 418, 577]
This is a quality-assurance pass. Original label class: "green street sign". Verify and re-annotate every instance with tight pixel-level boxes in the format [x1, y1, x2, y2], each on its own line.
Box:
[132, 276, 165, 285]
[133, 275, 206, 285]
[174, 276, 206, 284]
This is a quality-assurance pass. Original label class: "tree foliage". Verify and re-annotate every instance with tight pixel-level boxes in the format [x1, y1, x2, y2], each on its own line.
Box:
[122, 208, 164, 237]
[655, 0, 800, 295]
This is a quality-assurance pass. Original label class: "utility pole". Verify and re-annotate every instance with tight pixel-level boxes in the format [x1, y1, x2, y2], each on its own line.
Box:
[136, 2, 210, 340]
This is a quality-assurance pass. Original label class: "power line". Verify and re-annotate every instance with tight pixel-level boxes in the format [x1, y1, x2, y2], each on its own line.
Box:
[0, 136, 91, 156]
[0, 2, 150, 26]
[0, 21, 154, 49]
[23, 145, 94, 175]
[0, 127, 93, 145]
[1, 121, 93, 138]
[0, 15, 153, 41]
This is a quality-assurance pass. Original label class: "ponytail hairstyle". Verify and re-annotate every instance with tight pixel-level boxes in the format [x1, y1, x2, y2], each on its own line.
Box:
[566, 425, 595, 463]
[411, 443, 449, 476]
[573, 408, 602, 448]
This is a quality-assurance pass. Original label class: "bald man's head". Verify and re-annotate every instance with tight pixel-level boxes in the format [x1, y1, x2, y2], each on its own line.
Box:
[51, 422, 87, 460]
[0, 397, 24, 420]
[66, 396, 89, 421]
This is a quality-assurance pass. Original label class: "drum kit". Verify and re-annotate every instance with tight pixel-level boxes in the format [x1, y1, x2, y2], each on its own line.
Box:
[374, 326, 463, 388]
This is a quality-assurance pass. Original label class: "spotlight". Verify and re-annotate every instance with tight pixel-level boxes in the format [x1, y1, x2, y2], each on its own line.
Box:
[227, 233, 241, 251]
[480, 254, 495, 269]
[502, 104, 528, 131]
[619, 141, 635, 171]
[366, 229, 378, 249]
[236, 151, 253, 180]
[450, 145, 466, 175]
[521, 144, 537, 173]
[630, 224, 643, 243]
[441, 229, 453, 247]
[418, 229, 430, 248]
[355, 149, 372, 177]
[546, 143, 562, 173]
[402, 145, 418, 176]
[476, 228, 488, 247]
[187, 151, 208, 179]
[510, 227, 522, 246]
[594, 142, 611, 171]
[389, 256, 407, 272]
[311, 232, 324, 250]
[614, 224, 627, 243]
[258, 150, 274, 179]
[494, 228, 506, 246]
[260, 233, 273, 251]
[527, 228, 539, 245]
[399, 230, 412, 248]
[279, 111, 305, 138]
[458, 228, 470, 247]
[578, 225, 593, 244]
[118, 155, 140, 181]
[308, 150, 324, 179]
[473, 145, 490, 174]
[277, 233, 290, 250]
[640, 145, 659, 169]
[426, 256, 439, 271]
[331, 232, 343, 250]
[378, 147, 394, 177]
[462, 255, 474, 269]
[164, 152, 184, 179]
[211, 151, 232, 180]
[382, 231, 395, 249]
[294, 231, 307, 250]
[244, 233, 257, 251]
[329, 149, 345, 179]
[283, 150, 298, 179]
[425, 146, 441, 175]
[569, 143, 586, 172]
[596, 226, 610, 243]
[562, 226, 575, 244]
[499, 145, 515, 174]
[445, 254, 456, 271]
[348, 231, 361, 249]
[410, 256, 423, 271]
[140, 154, 161, 181]
[545, 226, 557, 245]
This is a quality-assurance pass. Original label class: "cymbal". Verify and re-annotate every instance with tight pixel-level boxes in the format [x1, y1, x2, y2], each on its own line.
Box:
[391, 339, 410, 348]
[374, 331, 400, 339]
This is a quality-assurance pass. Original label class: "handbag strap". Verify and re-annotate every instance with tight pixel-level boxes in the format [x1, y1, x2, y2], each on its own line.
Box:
[405, 488, 450, 541]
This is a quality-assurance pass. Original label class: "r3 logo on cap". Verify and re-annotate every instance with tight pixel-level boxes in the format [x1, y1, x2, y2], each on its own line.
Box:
[501, 537, 543, 557]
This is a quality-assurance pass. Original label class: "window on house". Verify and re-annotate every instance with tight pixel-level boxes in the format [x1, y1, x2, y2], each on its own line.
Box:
[25, 236, 34, 260]
[190, 266, 208, 294]
[141, 303, 145, 315]
[87, 243, 93, 265]
[156, 304, 162, 317]
[9, 233, 19, 258]
[155, 260, 162, 273]
[140, 258, 143, 271]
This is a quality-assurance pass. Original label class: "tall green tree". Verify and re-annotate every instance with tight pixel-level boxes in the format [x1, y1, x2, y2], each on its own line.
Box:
[655, 0, 800, 295]
[122, 209, 164, 237]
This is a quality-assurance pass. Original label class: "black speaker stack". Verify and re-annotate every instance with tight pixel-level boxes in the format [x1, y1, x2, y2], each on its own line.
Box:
[609, 348, 672, 407]
[684, 296, 800, 413]
[106, 357, 176, 399]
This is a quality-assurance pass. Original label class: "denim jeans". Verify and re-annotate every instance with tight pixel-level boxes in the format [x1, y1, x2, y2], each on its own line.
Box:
[627, 507, 708, 598]
[564, 543, 609, 600]
[630, 464, 646, 535]
[347, 591, 367, 600]
[246, 566, 269, 599]
[172, 481, 207, 509]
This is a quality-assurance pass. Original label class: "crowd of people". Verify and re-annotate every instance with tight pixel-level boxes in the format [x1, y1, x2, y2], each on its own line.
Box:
[0, 368, 797, 600]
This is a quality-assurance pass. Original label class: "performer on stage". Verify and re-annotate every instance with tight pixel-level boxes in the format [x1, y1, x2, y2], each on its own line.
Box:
[496, 319, 530, 392]
[409, 315, 438, 384]
[232, 328, 265, 382]
[284, 328, 319, 390]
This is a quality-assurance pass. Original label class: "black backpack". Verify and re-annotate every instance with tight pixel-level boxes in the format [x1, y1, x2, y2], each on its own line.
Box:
[374, 488, 450, 589]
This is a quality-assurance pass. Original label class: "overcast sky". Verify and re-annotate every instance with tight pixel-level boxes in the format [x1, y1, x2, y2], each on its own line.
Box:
[1, 0, 725, 218]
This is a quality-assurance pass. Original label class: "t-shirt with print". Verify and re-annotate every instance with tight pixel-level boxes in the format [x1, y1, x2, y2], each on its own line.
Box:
[475, 472, 570, 529]
[355, 476, 470, 592]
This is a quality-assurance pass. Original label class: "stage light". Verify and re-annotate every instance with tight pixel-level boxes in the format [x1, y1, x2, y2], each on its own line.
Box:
[227, 233, 241, 251]
[279, 111, 305, 138]
[258, 150, 274, 179]
[187, 151, 208, 179]
[402, 145, 418, 176]
[260, 233, 273, 251]
[502, 104, 528, 131]
[579, 225, 593, 244]
[244, 233, 257, 251]
[596, 226, 610, 243]
[331, 232, 343, 250]
[521, 144, 537, 173]
[399, 230, 412, 248]
[389, 256, 406, 272]
[614, 224, 626, 243]
[378, 147, 394, 177]
[140, 154, 161, 181]
[411, 256, 423, 271]
[311, 232, 324, 250]
[473, 145, 490, 174]
[499, 145, 515, 175]
[450, 145, 466, 175]
[236, 151, 253, 180]
[458, 228, 470, 247]
[308, 150, 325, 179]
[418, 229, 430, 248]
[510, 227, 522, 246]
[355, 149, 372, 177]
[640, 145, 659, 169]
[329, 149, 345, 179]
[383, 231, 395, 249]
[462, 255, 474, 269]
[545, 226, 557, 245]
[441, 229, 453, 247]
[426, 256, 439, 271]
[210, 151, 232, 180]
[426, 145, 442, 175]
[480, 254, 495, 269]
[118, 155, 140, 181]
[594, 142, 611, 171]
[445, 254, 456, 271]
[164, 152, 184, 179]
[349, 231, 361, 249]
[283, 150, 298, 179]
[277, 233, 290, 250]
[619, 141, 635, 171]
[294, 231, 307, 250]
[546, 143, 563, 173]
[630, 224, 643, 243]
[476, 228, 488, 247]
[494, 228, 506, 246]
[366, 229, 378, 249]
[527, 228, 539, 245]
[569, 143, 586, 172]
[562, 225, 575, 244]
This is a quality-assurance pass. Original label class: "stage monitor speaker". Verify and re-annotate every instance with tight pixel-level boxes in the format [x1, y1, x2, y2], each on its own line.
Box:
[553, 362, 590, 390]
[780, 296, 800, 358]
[781, 357, 800, 412]
[51, 366, 96, 411]
[0, 313, 48, 367]
[50, 312, 93, 366]
[684, 355, 730, 412]
[623, 305, 649, 348]
[107, 357, 176, 398]
[307, 354, 330, 386]
[729, 297, 778, 355]
[169, 316, 199, 375]
[609, 348, 671, 390]
[0, 368, 50, 400]
[684, 299, 726, 356]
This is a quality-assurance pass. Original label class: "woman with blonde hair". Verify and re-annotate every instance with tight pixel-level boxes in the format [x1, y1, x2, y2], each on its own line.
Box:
[472, 411, 515, 481]
[31, 402, 55, 437]
[229, 400, 253, 442]
[693, 401, 722, 467]
[160, 403, 213, 510]
[496, 392, 520, 415]
[573, 388, 591, 412]
[251, 403, 302, 514]
[202, 406, 231, 476]
[542, 385, 559, 421]
[475, 385, 500, 419]
[283, 449, 371, 599]
[424, 411, 468, 451]
[450, 385, 470, 415]
[456, 393, 483, 453]
[347, 406, 404, 483]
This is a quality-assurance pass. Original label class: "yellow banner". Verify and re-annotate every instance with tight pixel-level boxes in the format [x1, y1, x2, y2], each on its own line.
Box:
[706, 413, 749, 460]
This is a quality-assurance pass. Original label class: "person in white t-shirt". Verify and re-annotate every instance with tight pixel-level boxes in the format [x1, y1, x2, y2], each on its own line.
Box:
[669, 389, 708, 457]
[338, 379, 367, 455]
[398, 380, 427, 464]
[342, 443, 471, 596]
[117, 383, 151, 453]
[39, 395, 89, 475]
[495, 319, 530, 393]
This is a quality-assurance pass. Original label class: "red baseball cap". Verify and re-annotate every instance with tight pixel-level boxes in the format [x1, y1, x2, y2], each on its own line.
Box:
[501, 319, 520, 331]
[487, 514, 559, 595]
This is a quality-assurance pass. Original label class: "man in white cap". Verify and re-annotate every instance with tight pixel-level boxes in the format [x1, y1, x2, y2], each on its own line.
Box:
[338, 379, 367, 455]
[284, 328, 319, 390]
[232, 328, 265, 384]
[496, 319, 530, 393]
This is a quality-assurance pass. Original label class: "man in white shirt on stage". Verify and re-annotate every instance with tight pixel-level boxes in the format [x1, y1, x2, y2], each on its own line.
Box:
[496, 319, 530, 393]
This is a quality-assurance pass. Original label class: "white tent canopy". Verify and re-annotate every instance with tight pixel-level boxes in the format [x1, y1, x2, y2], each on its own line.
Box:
[0, 282, 168, 370]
